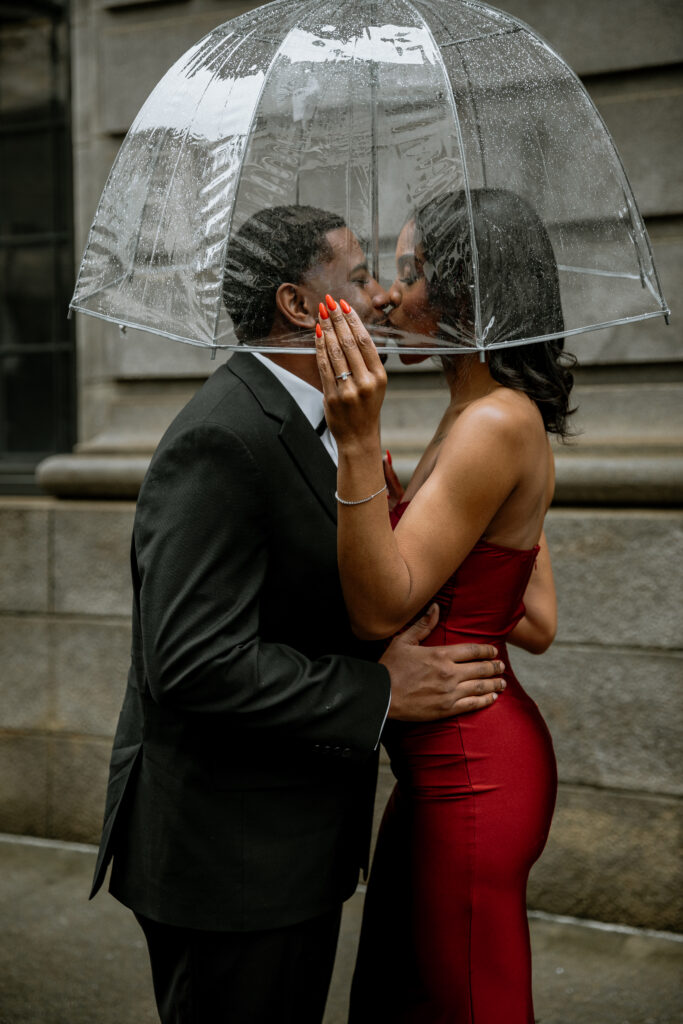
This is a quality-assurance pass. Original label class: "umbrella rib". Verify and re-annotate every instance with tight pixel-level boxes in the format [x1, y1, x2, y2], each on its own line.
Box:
[344, 17, 356, 269]
[139, 31, 251, 322]
[403, 0, 484, 350]
[438, 28, 520, 48]
[454, 40, 487, 190]
[369, 0, 380, 282]
[464, 0, 667, 312]
[70, 104, 169, 306]
[557, 265, 643, 280]
[413, 0, 520, 49]
[123, 131, 170, 286]
[208, 3, 312, 349]
[69, 304, 670, 353]
[460, 0, 559, 61]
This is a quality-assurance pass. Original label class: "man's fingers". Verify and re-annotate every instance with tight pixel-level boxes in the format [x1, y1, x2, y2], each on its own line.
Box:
[458, 675, 506, 697]
[437, 679, 506, 718]
[451, 692, 501, 715]
[399, 603, 439, 644]
[431, 643, 499, 664]
[476, 659, 506, 678]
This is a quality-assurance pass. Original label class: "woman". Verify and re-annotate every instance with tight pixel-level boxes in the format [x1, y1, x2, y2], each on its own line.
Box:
[314, 190, 575, 1023]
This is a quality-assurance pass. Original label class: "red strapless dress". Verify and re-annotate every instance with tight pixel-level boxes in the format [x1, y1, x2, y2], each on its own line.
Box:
[349, 502, 557, 1024]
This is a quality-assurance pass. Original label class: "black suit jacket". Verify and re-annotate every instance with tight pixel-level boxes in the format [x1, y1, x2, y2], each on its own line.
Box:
[91, 353, 391, 932]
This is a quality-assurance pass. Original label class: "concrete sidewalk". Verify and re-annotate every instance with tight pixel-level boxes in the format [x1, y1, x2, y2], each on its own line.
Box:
[0, 833, 681, 1024]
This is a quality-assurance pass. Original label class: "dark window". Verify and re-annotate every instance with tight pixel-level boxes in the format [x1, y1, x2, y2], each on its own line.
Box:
[0, 0, 75, 493]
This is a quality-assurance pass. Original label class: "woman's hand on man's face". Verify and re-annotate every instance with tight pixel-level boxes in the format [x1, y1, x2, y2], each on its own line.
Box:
[314, 293, 387, 449]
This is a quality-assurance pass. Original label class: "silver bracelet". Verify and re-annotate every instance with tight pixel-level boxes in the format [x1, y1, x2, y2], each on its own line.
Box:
[335, 485, 388, 506]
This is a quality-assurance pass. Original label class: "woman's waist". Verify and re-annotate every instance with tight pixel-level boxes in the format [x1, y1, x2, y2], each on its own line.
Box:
[421, 602, 524, 643]
[385, 670, 538, 737]
[422, 624, 517, 653]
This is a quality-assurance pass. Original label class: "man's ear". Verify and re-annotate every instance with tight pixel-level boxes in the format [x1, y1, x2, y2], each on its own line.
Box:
[275, 282, 317, 330]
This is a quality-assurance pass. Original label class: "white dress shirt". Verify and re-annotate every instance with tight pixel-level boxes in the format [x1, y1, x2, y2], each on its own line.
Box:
[252, 353, 338, 466]
[252, 352, 390, 742]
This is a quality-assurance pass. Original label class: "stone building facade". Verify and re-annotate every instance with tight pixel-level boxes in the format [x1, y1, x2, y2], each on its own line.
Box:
[0, 0, 681, 931]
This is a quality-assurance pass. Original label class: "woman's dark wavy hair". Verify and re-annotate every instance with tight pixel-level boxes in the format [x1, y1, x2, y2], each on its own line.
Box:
[413, 189, 576, 439]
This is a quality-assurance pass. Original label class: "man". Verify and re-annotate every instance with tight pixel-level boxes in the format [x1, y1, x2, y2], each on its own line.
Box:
[91, 205, 505, 1023]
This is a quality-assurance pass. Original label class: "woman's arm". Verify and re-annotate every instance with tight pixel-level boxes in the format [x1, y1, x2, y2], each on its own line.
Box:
[507, 530, 557, 654]
[315, 303, 521, 640]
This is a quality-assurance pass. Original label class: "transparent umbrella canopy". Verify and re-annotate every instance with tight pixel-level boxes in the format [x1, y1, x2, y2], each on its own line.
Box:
[70, 0, 670, 355]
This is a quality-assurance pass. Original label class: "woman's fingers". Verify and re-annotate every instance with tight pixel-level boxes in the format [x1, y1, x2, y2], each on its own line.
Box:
[314, 294, 387, 443]
[320, 297, 369, 383]
[320, 295, 386, 393]
[341, 304, 386, 377]
[314, 317, 339, 403]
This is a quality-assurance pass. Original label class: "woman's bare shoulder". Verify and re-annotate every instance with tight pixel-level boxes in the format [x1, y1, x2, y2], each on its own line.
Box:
[450, 387, 542, 447]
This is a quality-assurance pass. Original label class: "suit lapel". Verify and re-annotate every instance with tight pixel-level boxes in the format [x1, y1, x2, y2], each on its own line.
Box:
[228, 353, 337, 524]
[279, 409, 338, 523]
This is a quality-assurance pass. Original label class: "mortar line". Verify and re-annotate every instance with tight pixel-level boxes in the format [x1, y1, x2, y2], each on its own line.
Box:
[526, 909, 683, 943]
[0, 832, 98, 854]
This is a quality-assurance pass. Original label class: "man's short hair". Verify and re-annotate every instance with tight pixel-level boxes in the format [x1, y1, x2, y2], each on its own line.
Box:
[222, 205, 346, 342]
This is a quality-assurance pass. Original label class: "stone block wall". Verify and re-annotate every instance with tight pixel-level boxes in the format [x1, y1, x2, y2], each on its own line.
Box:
[518, 510, 683, 932]
[0, 498, 134, 843]
[2, 495, 681, 930]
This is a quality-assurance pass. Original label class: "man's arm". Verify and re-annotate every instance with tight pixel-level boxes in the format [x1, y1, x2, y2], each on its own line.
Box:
[135, 421, 389, 757]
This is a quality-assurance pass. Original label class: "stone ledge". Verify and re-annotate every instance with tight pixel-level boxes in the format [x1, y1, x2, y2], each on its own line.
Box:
[36, 449, 683, 503]
[392, 451, 683, 507]
[36, 455, 151, 499]
[552, 451, 683, 505]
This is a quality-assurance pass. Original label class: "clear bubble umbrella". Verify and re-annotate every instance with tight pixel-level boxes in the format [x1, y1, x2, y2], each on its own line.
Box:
[69, 0, 670, 355]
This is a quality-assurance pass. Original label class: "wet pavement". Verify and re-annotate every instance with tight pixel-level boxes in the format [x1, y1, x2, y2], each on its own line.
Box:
[1, 833, 681, 1024]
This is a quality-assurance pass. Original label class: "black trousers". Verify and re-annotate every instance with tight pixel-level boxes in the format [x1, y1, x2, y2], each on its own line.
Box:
[135, 905, 342, 1024]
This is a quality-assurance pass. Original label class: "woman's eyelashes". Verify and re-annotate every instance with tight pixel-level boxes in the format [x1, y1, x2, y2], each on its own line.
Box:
[397, 258, 418, 285]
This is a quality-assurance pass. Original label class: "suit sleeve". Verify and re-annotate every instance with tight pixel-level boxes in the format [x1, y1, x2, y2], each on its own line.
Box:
[134, 421, 390, 760]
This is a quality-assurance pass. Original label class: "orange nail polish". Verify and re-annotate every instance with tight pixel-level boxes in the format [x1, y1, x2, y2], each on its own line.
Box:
[318, 302, 329, 320]
[325, 294, 337, 311]
[340, 299, 351, 314]
[315, 323, 323, 338]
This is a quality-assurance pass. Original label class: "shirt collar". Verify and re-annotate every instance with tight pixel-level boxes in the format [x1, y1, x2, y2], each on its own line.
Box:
[252, 352, 324, 431]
